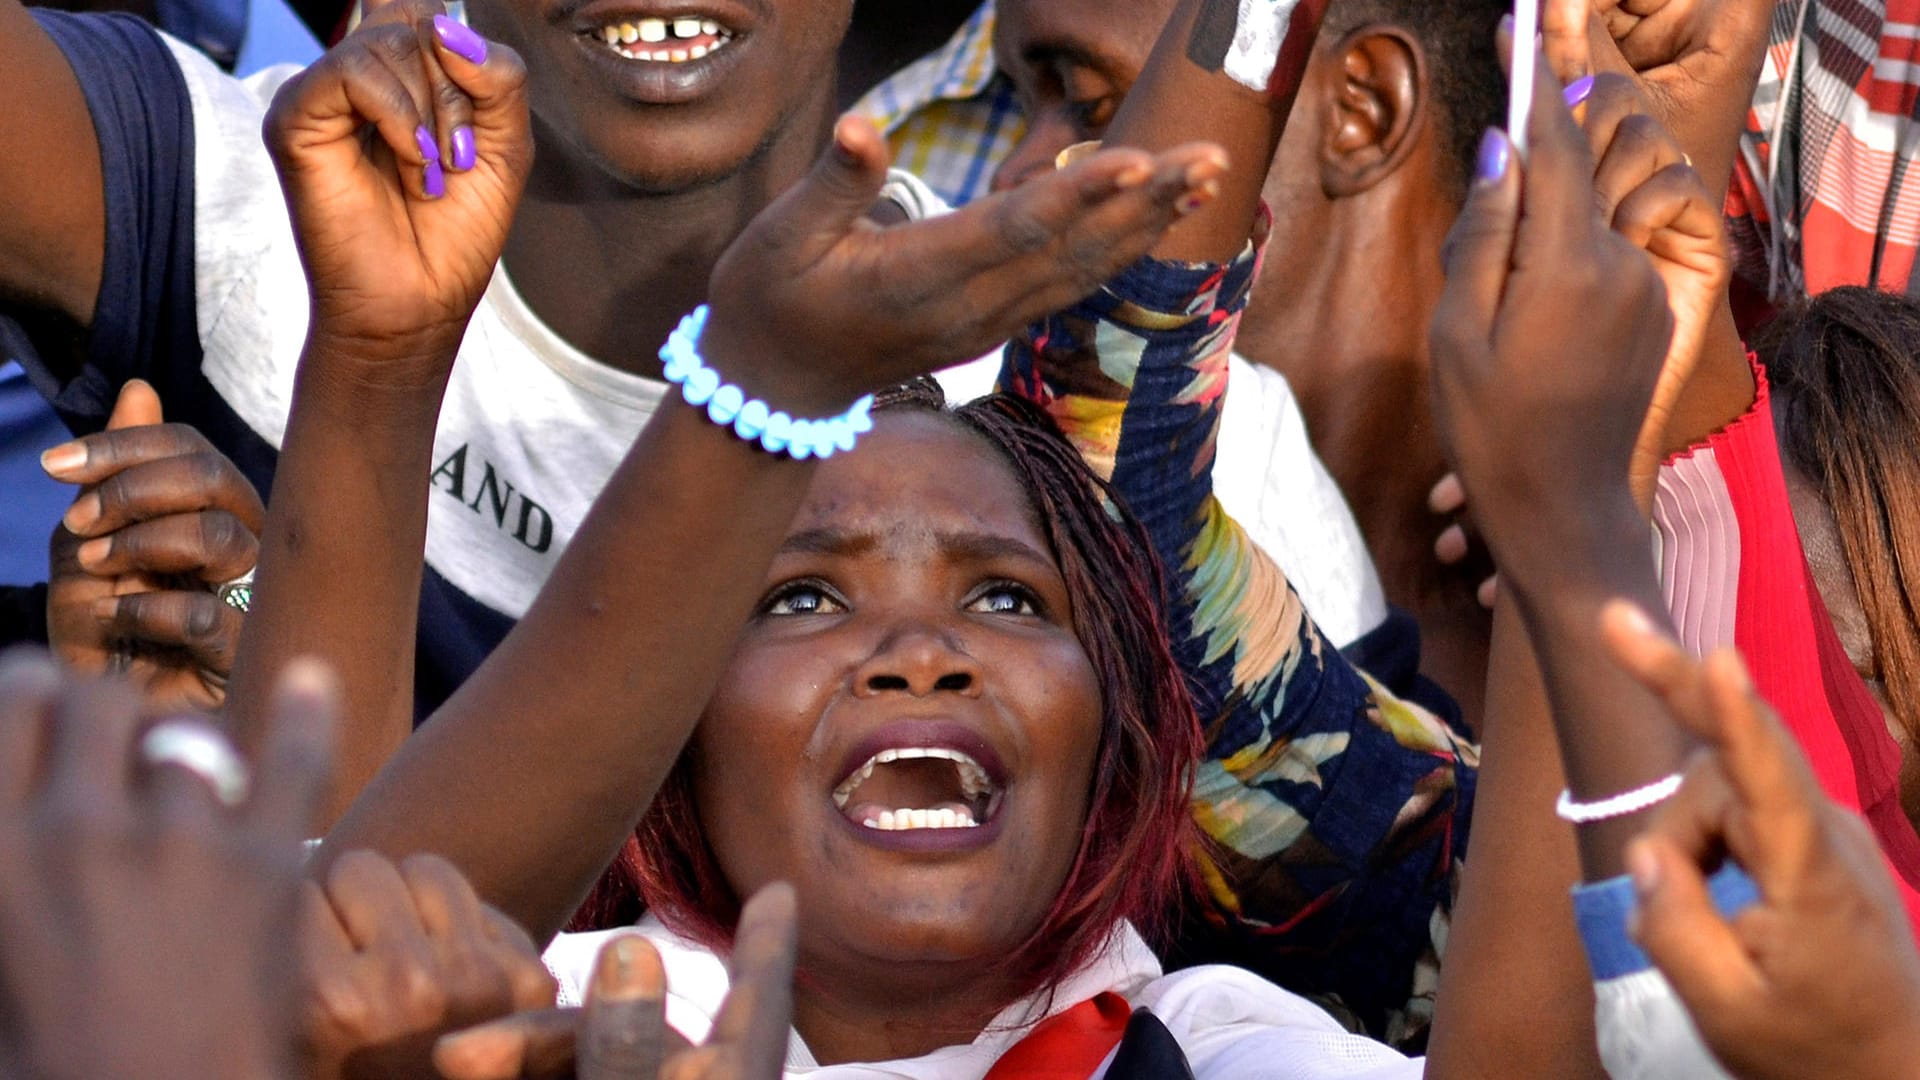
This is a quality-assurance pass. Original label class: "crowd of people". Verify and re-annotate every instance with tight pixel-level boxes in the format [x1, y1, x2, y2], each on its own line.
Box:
[1, 0, 1919, 1074]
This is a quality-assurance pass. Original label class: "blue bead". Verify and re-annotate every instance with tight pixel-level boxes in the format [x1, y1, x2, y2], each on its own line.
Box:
[733, 398, 770, 440]
[788, 420, 815, 460]
[760, 411, 792, 454]
[707, 383, 745, 425]
[828, 417, 856, 452]
[682, 366, 720, 406]
[846, 395, 874, 434]
[660, 345, 697, 384]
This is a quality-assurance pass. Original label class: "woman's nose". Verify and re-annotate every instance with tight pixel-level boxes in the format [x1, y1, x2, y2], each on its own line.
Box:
[853, 622, 982, 697]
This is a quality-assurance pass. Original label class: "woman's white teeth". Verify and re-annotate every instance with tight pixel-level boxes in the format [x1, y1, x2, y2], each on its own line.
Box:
[596, 16, 734, 60]
[863, 807, 980, 831]
[830, 746, 998, 811]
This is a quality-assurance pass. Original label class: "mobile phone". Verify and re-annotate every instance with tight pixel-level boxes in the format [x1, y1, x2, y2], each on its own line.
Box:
[1507, 0, 1539, 157]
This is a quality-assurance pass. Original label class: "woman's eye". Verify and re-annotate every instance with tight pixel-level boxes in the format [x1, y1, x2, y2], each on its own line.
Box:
[969, 584, 1041, 616]
[1068, 96, 1117, 136]
[763, 584, 845, 616]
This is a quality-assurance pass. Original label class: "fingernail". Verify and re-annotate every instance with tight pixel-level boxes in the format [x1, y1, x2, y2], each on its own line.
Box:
[424, 159, 446, 199]
[597, 936, 660, 1000]
[1614, 602, 1656, 637]
[433, 13, 488, 65]
[451, 125, 476, 171]
[1475, 128, 1510, 184]
[1114, 162, 1152, 190]
[1562, 75, 1596, 108]
[63, 493, 101, 533]
[40, 441, 86, 478]
[1435, 525, 1468, 563]
[1184, 155, 1226, 189]
[832, 119, 862, 166]
[76, 537, 110, 569]
[1497, 12, 1514, 37]
[414, 125, 441, 163]
[1176, 191, 1211, 215]
[1626, 841, 1661, 897]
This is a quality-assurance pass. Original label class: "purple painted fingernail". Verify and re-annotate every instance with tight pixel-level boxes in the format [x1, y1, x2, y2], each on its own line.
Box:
[414, 125, 440, 163]
[1563, 75, 1596, 108]
[424, 159, 446, 198]
[434, 14, 489, 65]
[451, 125, 476, 171]
[1497, 12, 1514, 37]
[1476, 128, 1510, 184]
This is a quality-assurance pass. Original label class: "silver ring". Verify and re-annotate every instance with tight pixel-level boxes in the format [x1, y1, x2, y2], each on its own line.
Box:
[140, 721, 251, 807]
[214, 568, 255, 614]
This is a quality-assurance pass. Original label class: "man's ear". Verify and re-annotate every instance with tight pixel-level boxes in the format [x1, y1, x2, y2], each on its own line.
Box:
[1318, 27, 1425, 198]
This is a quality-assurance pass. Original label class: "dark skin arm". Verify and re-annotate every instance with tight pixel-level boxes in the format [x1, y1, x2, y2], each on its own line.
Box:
[1423, 55, 1700, 1080]
[222, 0, 533, 825]
[0, 0, 105, 329]
[1100, 0, 1326, 262]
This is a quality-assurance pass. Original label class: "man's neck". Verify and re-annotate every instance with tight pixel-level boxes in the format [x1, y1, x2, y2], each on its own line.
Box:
[500, 101, 835, 377]
[1236, 219, 1450, 605]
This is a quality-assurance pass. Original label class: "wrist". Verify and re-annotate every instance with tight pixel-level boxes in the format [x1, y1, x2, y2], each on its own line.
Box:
[692, 309, 865, 421]
[1489, 485, 1651, 600]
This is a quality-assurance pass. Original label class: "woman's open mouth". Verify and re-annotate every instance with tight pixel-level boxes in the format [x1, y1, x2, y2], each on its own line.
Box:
[831, 746, 1006, 832]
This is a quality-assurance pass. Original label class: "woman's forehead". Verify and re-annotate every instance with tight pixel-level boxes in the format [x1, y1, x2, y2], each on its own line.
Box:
[789, 412, 1050, 553]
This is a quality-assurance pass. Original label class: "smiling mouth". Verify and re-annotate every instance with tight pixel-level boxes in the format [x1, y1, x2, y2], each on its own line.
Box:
[584, 14, 737, 62]
[831, 747, 1004, 832]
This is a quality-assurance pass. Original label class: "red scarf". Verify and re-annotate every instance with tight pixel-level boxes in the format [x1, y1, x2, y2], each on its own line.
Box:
[982, 992, 1131, 1080]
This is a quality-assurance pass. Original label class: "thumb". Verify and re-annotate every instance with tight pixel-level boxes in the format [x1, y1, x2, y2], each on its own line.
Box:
[106, 379, 163, 430]
[758, 115, 892, 264]
[1540, 0, 1594, 83]
[1627, 836, 1763, 1020]
[1431, 129, 1521, 355]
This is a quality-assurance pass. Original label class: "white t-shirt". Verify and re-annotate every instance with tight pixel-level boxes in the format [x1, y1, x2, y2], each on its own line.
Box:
[543, 918, 1421, 1079]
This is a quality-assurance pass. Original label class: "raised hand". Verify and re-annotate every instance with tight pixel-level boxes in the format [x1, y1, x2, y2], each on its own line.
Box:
[1600, 603, 1920, 1080]
[433, 884, 799, 1080]
[1426, 57, 1672, 588]
[700, 115, 1226, 416]
[41, 381, 263, 710]
[298, 850, 557, 1080]
[1539, 0, 1771, 195]
[1570, 74, 1733, 503]
[263, 0, 531, 379]
[0, 653, 334, 1080]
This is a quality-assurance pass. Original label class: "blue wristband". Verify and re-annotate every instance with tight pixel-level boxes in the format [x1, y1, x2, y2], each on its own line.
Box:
[658, 306, 874, 461]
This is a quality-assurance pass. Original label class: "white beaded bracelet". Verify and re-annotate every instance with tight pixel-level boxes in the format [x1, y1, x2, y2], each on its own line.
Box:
[1554, 773, 1684, 824]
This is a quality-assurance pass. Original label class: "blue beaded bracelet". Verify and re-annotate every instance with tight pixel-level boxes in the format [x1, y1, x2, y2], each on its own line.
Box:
[658, 306, 874, 460]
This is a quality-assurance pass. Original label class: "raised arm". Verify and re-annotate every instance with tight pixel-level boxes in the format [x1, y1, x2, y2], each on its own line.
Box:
[1000, 0, 1476, 1038]
[1423, 51, 1711, 1080]
[0, 0, 106, 327]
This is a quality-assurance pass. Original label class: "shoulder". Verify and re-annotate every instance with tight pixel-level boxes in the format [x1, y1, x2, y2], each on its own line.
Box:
[1134, 965, 1421, 1080]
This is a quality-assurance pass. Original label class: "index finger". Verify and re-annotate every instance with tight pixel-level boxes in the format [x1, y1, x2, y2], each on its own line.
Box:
[41, 423, 218, 486]
[1694, 651, 1828, 889]
[1511, 36, 1603, 266]
[707, 882, 798, 1072]
[1540, 0, 1595, 83]
[241, 658, 337, 845]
